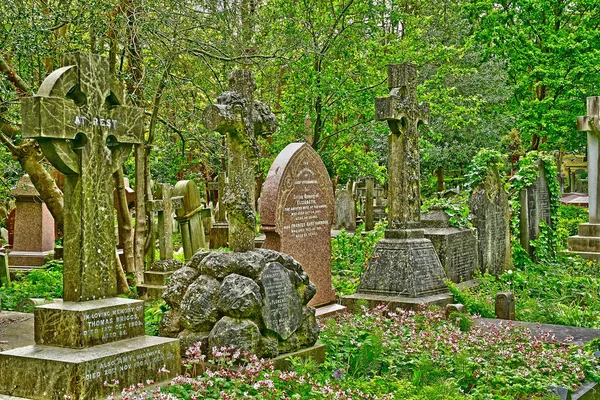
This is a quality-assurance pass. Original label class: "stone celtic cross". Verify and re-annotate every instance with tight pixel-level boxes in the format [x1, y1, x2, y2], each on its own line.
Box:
[22, 52, 144, 301]
[203, 70, 277, 252]
[375, 63, 430, 236]
[577, 96, 600, 223]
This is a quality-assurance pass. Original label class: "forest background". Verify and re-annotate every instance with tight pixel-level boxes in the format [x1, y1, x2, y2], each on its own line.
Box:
[1, 0, 600, 283]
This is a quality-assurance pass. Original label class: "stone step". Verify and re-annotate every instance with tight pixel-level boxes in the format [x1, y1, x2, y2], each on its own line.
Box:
[579, 223, 600, 237]
[143, 270, 172, 286]
[568, 251, 600, 263]
[138, 284, 167, 300]
[568, 236, 600, 252]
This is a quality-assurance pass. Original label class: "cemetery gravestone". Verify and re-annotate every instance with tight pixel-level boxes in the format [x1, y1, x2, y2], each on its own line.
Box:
[0, 252, 10, 288]
[365, 177, 375, 231]
[519, 160, 552, 256]
[174, 179, 208, 261]
[344, 63, 450, 309]
[495, 292, 516, 320]
[203, 69, 277, 252]
[6, 208, 15, 248]
[421, 209, 478, 283]
[333, 187, 356, 231]
[7, 175, 55, 269]
[469, 166, 511, 275]
[0, 52, 179, 400]
[209, 171, 229, 249]
[260, 143, 336, 307]
[568, 97, 600, 262]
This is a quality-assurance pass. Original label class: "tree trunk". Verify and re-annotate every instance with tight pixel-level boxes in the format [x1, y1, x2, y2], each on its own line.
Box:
[435, 167, 444, 192]
[114, 167, 135, 275]
[115, 248, 131, 295]
[133, 145, 146, 285]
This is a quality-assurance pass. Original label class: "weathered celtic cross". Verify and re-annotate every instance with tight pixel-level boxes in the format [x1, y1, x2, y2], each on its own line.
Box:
[22, 52, 144, 301]
[203, 70, 277, 252]
[375, 63, 430, 237]
[578, 96, 600, 223]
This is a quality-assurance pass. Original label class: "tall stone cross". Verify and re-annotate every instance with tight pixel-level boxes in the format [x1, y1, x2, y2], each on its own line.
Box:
[203, 70, 277, 252]
[375, 63, 429, 237]
[21, 52, 144, 301]
[578, 96, 600, 223]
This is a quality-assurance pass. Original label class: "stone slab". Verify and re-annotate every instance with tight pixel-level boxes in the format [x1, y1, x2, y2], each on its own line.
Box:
[315, 303, 346, 320]
[0, 312, 34, 352]
[7, 251, 53, 268]
[271, 343, 325, 371]
[341, 292, 454, 312]
[34, 298, 144, 348]
[137, 284, 167, 300]
[423, 227, 477, 283]
[0, 336, 179, 400]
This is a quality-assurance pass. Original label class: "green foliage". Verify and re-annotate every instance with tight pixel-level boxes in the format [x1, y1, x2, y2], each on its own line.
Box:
[464, 149, 505, 192]
[330, 222, 385, 296]
[144, 299, 170, 336]
[556, 205, 588, 250]
[0, 261, 63, 310]
[508, 151, 561, 263]
[421, 193, 472, 228]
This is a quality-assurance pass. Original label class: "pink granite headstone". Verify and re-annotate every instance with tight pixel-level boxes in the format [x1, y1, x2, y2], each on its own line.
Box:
[7, 209, 15, 247]
[8, 175, 56, 268]
[260, 143, 336, 306]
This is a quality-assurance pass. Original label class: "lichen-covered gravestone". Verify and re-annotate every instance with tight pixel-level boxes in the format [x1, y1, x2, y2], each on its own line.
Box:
[344, 63, 451, 310]
[469, 166, 511, 275]
[173, 179, 208, 261]
[0, 52, 179, 400]
[160, 249, 319, 358]
[260, 143, 336, 307]
[519, 160, 552, 256]
[333, 187, 356, 231]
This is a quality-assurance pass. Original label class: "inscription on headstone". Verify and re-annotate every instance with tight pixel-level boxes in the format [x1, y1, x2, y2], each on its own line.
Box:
[260, 143, 336, 307]
[519, 160, 553, 256]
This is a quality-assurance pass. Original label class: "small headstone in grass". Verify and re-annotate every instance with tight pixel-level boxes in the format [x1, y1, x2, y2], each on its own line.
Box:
[444, 303, 466, 318]
[495, 292, 515, 320]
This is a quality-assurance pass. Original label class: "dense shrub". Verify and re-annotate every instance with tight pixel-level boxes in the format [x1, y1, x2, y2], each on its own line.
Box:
[0, 261, 63, 311]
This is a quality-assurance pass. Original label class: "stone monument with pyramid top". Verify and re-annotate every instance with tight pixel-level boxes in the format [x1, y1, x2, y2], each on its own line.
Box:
[0, 52, 179, 399]
[343, 63, 452, 310]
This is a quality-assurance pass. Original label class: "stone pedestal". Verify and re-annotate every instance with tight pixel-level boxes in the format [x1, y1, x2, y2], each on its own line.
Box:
[209, 222, 229, 249]
[0, 298, 179, 400]
[567, 223, 600, 262]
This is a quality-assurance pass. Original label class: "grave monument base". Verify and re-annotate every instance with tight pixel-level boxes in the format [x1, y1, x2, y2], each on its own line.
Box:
[8, 250, 53, 270]
[272, 343, 325, 370]
[355, 230, 450, 297]
[567, 223, 600, 262]
[138, 270, 173, 300]
[341, 292, 454, 312]
[0, 336, 179, 400]
[209, 222, 229, 249]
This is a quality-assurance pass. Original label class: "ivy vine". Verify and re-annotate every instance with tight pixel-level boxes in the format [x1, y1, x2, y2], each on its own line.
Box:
[464, 149, 505, 193]
[508, 151, 561, 262]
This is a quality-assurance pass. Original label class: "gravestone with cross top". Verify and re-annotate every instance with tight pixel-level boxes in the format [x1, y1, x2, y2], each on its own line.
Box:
[347, 63, 450, 303]
[21, 52, 144, 302]
[203, 70, 276, 252]
[0, 52, 179, 400]
[568, 97, 600, 262]
[147, 183, 184, 260]
[374, 63, 430, 236]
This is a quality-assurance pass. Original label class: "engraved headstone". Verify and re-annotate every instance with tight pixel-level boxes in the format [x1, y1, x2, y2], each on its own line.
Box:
[333, 187, 356, 231]
[519, 160, 553, 256]
[7, 175, 55, 269]
[568, 97, 600, 262]
[203, 70, 276, 252]
[0, 52, 179, 399]
[209, 171, 229, 249]
[260, 143, 336, 307]
[346, 63, 450, 307]
[469, 166, 511, 275]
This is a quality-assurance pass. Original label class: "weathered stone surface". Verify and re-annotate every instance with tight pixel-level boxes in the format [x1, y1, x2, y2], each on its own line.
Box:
[333, 188, 356, 231]
[162, 266, 199, 309]
[161, 249, 319, 358]
[180, 276, 220, 332]
[218, 274, 262, 318]
[260, 143, 336, 306]
[34, 298, 144, 348]
[424, 226, 478, 283]
[0, 336, 179, 400]
[203, 70, 276, 252]
[159, 309, 181, 338]
[148, 259, 184, 272]
[519, 160, 552, 256]
[445, 303, 466, 317]
[177, 329, 209, 357]
[187, 250, 211, 270]
[208, 317, 261, 355]
[495, 292, 516, 320]
[174, 180, 206, 261]
[469, 167, 511, 275]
